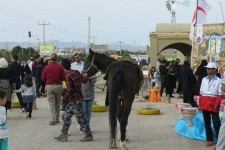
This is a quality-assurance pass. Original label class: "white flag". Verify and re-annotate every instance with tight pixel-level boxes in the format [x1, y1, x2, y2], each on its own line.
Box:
[189, 0, 210, 41]
[196, 0, 211, 24]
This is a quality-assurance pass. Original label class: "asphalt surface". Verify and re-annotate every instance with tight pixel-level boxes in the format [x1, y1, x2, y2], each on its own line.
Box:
[8, 78, 217, 150]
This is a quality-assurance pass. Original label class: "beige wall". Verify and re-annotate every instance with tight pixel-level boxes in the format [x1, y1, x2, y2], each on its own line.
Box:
[149, 23, 192, 67]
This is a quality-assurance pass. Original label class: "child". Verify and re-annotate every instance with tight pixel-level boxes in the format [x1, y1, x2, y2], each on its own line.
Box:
[14, 75, 36, 118]
[0, 90, 8, 150]
[150, 67, 157, 88]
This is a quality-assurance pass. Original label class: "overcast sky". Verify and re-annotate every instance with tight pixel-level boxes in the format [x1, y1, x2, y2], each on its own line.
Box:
[0, 0, 224, 46]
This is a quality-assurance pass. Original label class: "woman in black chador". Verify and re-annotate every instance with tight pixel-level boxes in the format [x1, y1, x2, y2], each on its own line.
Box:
[195, 60, 208, 95]
[182, 61, 197, 107]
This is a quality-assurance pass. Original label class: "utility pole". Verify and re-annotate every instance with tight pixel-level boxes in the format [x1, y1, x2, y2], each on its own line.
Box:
[219, 2, 225, 22]
[118, 41, 124, 55]
[92, 36, 98, 45]
[38, 21, 50, 44]
[28, 31, 31, 55]
[87, 16, 91, 54]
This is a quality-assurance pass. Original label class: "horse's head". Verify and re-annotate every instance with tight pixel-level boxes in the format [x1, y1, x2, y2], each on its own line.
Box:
[83, 49, 99, 76]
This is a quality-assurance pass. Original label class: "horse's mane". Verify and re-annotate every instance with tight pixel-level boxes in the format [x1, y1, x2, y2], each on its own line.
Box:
[94, 52, 116, 72]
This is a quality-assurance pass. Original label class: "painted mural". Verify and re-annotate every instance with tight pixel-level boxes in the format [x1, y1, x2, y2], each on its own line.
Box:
[192, 23, 225, 70]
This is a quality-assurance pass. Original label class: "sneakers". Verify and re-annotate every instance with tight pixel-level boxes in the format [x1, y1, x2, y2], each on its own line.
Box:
[20, 108, 25, 113]
[26, 112, 29, 118]
[80, 128, 88, 135]
[80, 132, 93, 142]
[205, 141, 213, 147]
[54, 134, 68, 142]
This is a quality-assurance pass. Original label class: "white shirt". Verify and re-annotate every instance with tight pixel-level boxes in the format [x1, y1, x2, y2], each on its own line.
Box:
[0, 106, 8, 139]
[200, 75, 222, 96]
[71, 61, 84, 73]
[28, 61, 33, 71]
[151, 72, 158, 83]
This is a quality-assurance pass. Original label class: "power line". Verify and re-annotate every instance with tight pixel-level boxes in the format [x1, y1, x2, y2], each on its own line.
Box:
[38, 21, 50, 44]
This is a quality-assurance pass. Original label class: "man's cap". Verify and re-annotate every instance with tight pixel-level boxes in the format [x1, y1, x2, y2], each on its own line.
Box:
[204, 62, 217, 69]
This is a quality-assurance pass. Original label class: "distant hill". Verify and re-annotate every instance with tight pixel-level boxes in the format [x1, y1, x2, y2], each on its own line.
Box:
[0, 41, 147, 51]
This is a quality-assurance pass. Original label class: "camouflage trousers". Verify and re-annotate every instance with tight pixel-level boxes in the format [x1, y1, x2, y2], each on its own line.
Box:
[61, 101, 90, 135]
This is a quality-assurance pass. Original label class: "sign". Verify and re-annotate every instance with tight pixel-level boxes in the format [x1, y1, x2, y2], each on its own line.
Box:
[39, 44, 54, 57]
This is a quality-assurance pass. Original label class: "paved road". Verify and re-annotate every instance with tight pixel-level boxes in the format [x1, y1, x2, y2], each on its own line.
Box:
[8, 84, 216, 150]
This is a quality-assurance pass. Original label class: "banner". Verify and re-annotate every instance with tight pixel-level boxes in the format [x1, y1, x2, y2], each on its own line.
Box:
[196, 24, 203, 44]
[39, 44, 54, 57]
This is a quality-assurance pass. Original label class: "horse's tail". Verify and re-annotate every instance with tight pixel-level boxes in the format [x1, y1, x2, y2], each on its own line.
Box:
[109, 73, 122, 143]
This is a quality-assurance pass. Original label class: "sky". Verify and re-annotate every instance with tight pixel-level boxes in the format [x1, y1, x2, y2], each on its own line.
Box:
[0, 0, 224, 46]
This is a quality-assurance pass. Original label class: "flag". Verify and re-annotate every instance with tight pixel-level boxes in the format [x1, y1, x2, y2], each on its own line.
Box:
[189, 0, 211, 41]
[195, 0, 211, 24]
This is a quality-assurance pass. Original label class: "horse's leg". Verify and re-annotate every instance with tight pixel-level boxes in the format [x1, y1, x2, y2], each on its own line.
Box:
[117, 98, 124, 141]
[120, 102, 132, 150]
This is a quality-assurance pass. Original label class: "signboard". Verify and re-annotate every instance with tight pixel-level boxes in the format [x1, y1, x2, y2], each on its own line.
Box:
[130, 55, 149, 61]
[192, 23, 225, 70]
[39, 44, 54, 57]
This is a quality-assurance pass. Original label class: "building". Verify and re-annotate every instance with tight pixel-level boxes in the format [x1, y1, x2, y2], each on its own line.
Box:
[90, 43, 108, 53]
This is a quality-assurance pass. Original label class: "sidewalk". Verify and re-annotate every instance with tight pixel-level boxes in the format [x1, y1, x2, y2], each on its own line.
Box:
[8, 93, 216, 150]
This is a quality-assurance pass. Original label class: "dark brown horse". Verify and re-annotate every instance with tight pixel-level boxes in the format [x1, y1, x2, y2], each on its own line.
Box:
[83, 49, 142, 150]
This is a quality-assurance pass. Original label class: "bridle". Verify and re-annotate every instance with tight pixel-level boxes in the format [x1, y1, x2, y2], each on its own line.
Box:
[83, 54, 99, 73]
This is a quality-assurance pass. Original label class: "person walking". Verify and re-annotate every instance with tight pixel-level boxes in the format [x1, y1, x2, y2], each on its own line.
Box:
[199, 62, 222, 147]
[54, 58, 93, 142]
[8, 54, 24, 112]
[32, 55, 44, 98]
[42, 53, 65, 125]
[216, 77, 225, 150]
[0, 90, 8, 149]
[0, 58, 15, 112]
[13, 74, 36, 118]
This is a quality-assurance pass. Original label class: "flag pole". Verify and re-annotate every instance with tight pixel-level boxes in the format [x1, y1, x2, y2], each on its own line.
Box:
[190, 0, 198, 66]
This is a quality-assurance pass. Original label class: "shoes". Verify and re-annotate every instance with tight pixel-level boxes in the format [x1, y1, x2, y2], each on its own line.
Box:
[54, 134, 68, 142]
[205, 141, 213, 147]
[55, 120, 60, 124]
[26, 112, 29, 118]
[80, 132, 93, 142]
[80, 128, 88, 135]
[20, 108, 25, 113]
[40, 93, 46, 97]
[49, 120, 56, 125]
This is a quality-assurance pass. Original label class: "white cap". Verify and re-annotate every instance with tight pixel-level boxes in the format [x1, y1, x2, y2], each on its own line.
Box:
[204, 62, 217, 69]
[0, 58, 8, 68]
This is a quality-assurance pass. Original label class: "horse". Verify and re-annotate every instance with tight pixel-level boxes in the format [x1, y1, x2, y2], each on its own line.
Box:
[83, 49, 143, 150]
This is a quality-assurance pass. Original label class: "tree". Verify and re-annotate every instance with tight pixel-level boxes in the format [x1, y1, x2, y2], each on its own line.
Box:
[11, 46, 22, 54]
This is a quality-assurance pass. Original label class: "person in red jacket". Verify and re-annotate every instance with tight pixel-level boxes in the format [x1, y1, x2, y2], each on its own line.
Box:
[199, 62, 223, 147]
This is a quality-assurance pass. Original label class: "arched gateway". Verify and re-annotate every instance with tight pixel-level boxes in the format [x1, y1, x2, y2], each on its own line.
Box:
[149, 23, 191, 67]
